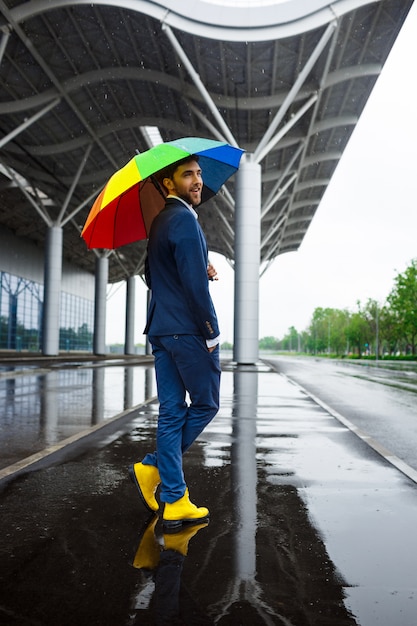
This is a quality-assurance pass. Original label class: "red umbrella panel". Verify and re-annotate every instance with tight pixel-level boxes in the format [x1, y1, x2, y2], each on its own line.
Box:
[83, 177, 165, 250]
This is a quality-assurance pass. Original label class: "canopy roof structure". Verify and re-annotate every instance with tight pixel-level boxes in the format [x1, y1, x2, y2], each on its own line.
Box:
[0, 0, 413, 283]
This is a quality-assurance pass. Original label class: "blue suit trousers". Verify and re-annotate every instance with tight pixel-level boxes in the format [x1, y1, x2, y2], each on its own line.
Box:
[142, 334, 221, 503]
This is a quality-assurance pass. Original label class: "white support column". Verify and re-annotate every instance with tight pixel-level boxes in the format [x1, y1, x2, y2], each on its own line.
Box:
[93, 255, 108, 355]
[125, 276, 136, 355]
[233, 157, 261, 365]
[42, 226, 63, 356]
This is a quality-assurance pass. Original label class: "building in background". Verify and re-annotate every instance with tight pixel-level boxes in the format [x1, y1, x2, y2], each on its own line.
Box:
[0, 228, 94, 352]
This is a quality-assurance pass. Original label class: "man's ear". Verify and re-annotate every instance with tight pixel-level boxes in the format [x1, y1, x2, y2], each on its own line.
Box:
[163, 177, 174, 193]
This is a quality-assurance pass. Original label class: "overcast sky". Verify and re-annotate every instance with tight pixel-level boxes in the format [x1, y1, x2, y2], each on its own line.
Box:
[106, 3, 417, 345]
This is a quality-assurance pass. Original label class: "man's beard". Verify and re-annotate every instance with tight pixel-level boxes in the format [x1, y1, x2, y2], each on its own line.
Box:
[180, 189, 202, 207]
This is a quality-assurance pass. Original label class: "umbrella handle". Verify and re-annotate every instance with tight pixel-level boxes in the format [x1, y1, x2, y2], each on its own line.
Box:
[150, 175, 166, 200]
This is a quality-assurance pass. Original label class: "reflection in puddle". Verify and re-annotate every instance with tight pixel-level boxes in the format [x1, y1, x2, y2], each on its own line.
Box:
[1, 363, 416, 624]
[130, 515, 212, 624]
[0, 364, 155, 468]
[128, 366, 357, 624]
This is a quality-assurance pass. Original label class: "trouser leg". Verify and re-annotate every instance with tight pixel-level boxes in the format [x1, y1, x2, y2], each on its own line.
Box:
[145, 335, 221, 503]
[176, 337, 221, 454]
[148, 337, 188, 502]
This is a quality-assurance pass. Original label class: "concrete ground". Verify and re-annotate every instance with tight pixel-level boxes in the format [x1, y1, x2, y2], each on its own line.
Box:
[0, 356, 416, 625]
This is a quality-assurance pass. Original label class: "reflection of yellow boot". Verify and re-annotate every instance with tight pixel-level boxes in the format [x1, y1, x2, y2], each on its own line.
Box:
[163, 488, 209, 531]
[129, 462, 161, 512]
[163, 522, 209, 556]
[132, 515, 160, 570]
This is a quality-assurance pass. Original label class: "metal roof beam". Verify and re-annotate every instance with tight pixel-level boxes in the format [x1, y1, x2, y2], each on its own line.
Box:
[253, 20, 336, 163]
[289, 199, 321, 212]
[296, 178, 331, 192]
[161, 22, 239, 148]
[61, 187, 101, 228]
[3, 0, 382, 42]
[261, 143, 304, 217]
[255, 93, 318, 164]
[0, 97, 60, 150]
[0, 63, 381, 118]
[262, 234, 283, 265]
[219, 186, 235, 213]
[261, 198, 290, 258]
[0, 25, 10, 65]
[217, 230, 234, 259]
[261, 213, 287, 250]
[57, 143, 93, 225]
[261, 173, 297, 221]
[0, 0, 119, 169]
[187, 102, 226, 142]
[3, 164, 53, 227]
[281, 18, 340, 241]
[211, 203, 235, 239]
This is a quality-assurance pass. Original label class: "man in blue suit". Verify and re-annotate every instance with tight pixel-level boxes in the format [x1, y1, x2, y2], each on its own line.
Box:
[129, 155, 221, 530]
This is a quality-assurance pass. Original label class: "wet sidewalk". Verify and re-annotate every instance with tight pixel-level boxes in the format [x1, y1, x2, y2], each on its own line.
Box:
[0, 358, 417, 625]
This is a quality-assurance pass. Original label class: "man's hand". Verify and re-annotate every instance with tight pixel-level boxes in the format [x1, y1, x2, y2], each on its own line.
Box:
[207, 263, 218, 281]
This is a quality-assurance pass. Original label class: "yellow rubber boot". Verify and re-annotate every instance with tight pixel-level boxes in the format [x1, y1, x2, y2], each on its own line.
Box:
[163, 488, 209, 530]
[129, 462, 161, 512]
[132, 515, 160, 570]
[163, 522, 208, 556]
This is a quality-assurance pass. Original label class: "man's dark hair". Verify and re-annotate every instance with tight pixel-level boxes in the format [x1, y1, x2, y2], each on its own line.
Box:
[155, 155, 200, 187]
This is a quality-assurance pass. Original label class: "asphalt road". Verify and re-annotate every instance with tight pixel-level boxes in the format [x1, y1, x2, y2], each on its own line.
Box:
[265, 355, 417, 473]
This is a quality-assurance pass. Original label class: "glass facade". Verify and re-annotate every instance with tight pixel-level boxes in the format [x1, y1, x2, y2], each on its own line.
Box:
[59, 291, 94, 351]
[0, 270, 94, 352]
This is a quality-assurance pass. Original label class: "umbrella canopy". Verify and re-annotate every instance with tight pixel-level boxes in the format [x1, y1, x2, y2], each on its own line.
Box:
[81, 137, 244, 250]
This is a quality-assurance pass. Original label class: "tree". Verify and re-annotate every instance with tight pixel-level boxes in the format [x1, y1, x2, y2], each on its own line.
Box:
[378, 305, 401, 356]
[307, 307, 345, 354]
[280, 326, 299, 351]
[362, 299, 381, 356]
[307, 308, 327, 354]
[328, 308, 350, 355]
[387, 259, 417, 354]
[259, 336, 279, 351]
[345, 302, 369, 357]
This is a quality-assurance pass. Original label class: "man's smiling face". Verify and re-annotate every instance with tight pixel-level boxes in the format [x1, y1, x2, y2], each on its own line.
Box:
[163, 159, 203, 207]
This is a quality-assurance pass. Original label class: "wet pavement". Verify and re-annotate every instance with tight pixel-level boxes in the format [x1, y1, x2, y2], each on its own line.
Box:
[1, 357, 417, 625]
[266, 355, 417, 479]
[0, 355, 155, 472]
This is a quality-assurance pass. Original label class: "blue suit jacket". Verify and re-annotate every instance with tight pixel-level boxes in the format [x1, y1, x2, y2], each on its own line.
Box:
[144, 197, 219, 340]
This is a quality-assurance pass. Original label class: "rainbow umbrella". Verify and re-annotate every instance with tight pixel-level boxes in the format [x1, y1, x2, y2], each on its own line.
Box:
[81, 136, 244, 249]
